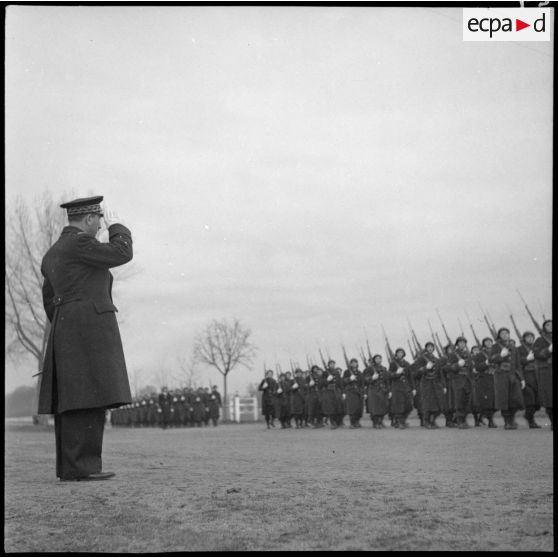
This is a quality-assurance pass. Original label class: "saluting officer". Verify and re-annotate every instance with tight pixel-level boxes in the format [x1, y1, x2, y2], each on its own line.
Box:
[38, 196, 132, 481]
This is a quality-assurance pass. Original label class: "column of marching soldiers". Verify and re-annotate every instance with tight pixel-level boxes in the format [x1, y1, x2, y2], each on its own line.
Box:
[258, 312, 553, 431]
[110, 385, 223, 428]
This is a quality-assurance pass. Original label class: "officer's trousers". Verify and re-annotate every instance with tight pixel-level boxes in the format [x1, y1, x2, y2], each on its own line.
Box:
[55, 408, 106, 480]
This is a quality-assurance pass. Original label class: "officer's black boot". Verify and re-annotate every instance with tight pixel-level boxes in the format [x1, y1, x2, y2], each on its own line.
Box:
[487, 413, 497, 428]
[473, 412, 481, 427]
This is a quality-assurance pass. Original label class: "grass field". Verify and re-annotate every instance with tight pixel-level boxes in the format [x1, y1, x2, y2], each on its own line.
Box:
[4, 414, 553, 553]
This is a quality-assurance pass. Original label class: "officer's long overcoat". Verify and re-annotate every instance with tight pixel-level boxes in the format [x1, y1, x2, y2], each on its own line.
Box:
[38, 224, 133, 414]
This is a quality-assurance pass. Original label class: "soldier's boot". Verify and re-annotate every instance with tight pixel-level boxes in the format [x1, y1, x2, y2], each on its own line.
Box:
[525, 407, 541, 428]
[445, 413, 455, 428]
[423, 412, 431, 429]
[509, 412, 518, 430]
[431, 413, 440, 429]
[503, 413, 512, 430]
[487, 413, 497, 428]
[419, 413, 425, 428]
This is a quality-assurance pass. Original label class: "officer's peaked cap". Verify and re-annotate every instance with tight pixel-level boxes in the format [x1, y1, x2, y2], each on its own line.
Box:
[61, 196, 104, 217]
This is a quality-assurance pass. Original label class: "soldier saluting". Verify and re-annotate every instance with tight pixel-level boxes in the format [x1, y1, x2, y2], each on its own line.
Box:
[38, 196, 133, 481]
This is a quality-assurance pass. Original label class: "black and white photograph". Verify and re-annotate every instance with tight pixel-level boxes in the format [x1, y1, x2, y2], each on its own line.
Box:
[4, 3, 553, 553]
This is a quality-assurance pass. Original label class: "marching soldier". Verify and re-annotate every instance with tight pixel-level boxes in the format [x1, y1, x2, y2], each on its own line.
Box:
[343, 359, 364, 428]
[490, 328, 525, 430]
[306, 366, 325, 428]
[208, 386, 222, 426]
[274, 374, 290, 428]
[364, 355, 390, 428]
[441, 344, 457, 427]
[259, 370, 277, 429]
[158, 387, 172, 429]
[474, 339, 497, 427]
[448, 337, 473, 429]
[518, 332, 541, 428]
[289, 375, 306, 429]
[414, 342, 446, 429]
[533, 319, 552, 429]
[322, 364, 344, 429]
[388, 348, 414, 428]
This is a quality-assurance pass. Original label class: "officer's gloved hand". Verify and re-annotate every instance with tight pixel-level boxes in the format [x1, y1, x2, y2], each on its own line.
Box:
[103, 207, 123, 227]
[396, 367, 404, 375]
[500, 348, 509, 358]
[458, 358, 465, 367]
[426, 361, 434, 370]
[520, 380, 526, 390]
[527, 351, 535, 361]
[549, 343, 553, 353]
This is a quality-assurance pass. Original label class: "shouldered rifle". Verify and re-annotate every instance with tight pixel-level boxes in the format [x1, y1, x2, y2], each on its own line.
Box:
[508, 310, 529, 350]
[366, 339, 373, 361]
[382, 325, 396, 363]
[478, 303, 498, 339]
[436, 309, 453, 345]
[408, 319, 423, 353]
[457, 317, 465, 338]
[428, 320, 444, 356]
[318, 348, 328, 370]
[341, 343, 350, 369]
[359, 346, 368, 368]
[407, 339, 417, 361]
[517, 289, 543, 335]
[465, 311, 482, 348]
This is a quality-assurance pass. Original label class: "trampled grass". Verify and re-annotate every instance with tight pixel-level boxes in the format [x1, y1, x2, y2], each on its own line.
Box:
[4, 414, 553, 552]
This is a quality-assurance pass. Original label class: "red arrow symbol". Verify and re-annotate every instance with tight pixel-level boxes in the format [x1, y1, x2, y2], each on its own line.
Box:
[516, 18, 530, 31]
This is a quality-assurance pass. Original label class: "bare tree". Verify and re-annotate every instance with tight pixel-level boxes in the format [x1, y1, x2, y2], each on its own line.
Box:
[5, 191, 68, 422]
[193, 318, 257, 421]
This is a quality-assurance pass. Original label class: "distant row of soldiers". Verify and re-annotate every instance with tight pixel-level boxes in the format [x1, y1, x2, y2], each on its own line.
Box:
[110, 386, 223, 428]
[259, 321, 553, 430]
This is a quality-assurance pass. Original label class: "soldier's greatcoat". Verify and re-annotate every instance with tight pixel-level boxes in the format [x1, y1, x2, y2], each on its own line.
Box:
[490, 340, 525, 412]
[364, 365, 390, 416]
[388, 357, 414, 416]
[39, 224, 133, 414]
[415, 353, 446, 414]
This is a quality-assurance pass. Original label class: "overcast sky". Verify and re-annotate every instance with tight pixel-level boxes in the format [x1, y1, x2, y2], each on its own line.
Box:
[5, 6, 553, 397]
